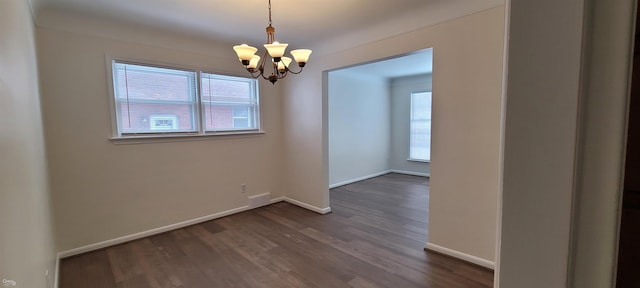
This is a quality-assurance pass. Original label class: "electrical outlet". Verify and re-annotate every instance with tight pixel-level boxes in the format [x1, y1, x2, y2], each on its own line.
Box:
[241, 184, 247, 193]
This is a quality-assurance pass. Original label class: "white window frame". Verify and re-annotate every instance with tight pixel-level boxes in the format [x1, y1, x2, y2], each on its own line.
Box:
[409, 91, 432, 162]
[107, 58, 262, 142]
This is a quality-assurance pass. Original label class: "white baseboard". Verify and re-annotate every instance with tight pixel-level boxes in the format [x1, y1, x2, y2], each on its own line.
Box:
[425, 242, 495, 269]
[273, 195, 331, 214]
[58, 204, 252, 258]
[329, 170, 391, 189]
[58, 196, 331, 258]
[329, 170, 430, 189]
[390, 169, 430, 178]
[281, 197, 332, 214]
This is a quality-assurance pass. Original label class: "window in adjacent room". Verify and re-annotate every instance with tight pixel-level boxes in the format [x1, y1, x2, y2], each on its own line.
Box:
[111, 61, 260, 138]
[409, 91, 432, 162]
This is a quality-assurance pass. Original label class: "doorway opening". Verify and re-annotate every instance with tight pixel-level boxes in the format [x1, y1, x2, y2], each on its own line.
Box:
[326, 48, 433, 244]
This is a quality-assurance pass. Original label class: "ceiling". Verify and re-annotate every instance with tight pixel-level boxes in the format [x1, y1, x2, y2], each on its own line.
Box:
[29, 0, 504, 54]
[332, 48, 433, 79]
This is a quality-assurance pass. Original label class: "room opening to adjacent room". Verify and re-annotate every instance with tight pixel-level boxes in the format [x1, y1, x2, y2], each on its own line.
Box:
[327, 48, 433, 248]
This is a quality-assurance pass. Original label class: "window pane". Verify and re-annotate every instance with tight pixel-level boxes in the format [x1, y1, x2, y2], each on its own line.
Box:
[113, 62, 198, 134]
[410, 92, 432, 161]
[201, 73, 258, 131]
[114, 63, 196, 101]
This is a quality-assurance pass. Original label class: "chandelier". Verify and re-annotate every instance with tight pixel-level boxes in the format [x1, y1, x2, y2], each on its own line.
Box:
[233, 0, 312, 84]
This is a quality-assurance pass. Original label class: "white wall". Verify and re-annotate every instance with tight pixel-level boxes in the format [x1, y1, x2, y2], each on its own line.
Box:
[283, 6, 505, 263]
[36, 11, 285, 252]
[569, 0, 634, 286]
[499, 0, 635, 286]
[0, 0, 57, 287]
[328, 71, 431, 187]
[499, 0, 584, 286]
[390, 74, 432, 176]
[328, 72, 390, 186]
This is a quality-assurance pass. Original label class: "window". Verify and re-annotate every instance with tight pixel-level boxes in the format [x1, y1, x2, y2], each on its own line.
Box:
[200, 73, 259, 132]
[111, 61, 259, 138]
[409, 91, 432, 161]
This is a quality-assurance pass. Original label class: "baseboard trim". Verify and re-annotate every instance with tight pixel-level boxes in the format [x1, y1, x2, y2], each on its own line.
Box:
[281, 197, 332, 214]
[329, 171, 391, 189]
[389, 169, 430, 178]
[424, 242, 495, 270]
[58, 196, 330, 258]
[58, 204, 252, 258]
[270, 196, 286, 203]
[329, 170, 430, 189]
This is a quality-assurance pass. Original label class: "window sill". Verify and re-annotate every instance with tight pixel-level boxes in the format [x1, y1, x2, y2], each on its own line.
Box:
[110, 130, 266, 145]
[408, 158, 430, 163]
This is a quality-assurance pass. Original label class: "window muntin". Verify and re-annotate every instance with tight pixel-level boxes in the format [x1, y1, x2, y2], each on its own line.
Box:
[111, 61, 260, 137]
[409, 91, 432, 162]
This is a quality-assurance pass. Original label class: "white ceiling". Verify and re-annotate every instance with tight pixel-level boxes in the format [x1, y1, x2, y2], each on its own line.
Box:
[332, 48, 433, 79]
[29, 0, 503, 54]
[28, 0, 501, 78]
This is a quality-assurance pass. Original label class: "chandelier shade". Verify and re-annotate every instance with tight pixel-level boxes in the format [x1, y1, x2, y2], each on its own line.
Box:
[277, 57, 292, 72]
[232, 0, 312, 84]
[248, 55, 261, 69]
[290, 49, 312, 66]
[233, 44, 258, 64]
[264, 42, 288, 59]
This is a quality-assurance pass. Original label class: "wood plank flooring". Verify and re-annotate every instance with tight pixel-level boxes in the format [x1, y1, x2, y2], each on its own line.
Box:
[60, 173, 493, 287]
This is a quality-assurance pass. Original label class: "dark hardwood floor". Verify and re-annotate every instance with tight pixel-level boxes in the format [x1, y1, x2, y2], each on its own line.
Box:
[60, 173, 493, 287]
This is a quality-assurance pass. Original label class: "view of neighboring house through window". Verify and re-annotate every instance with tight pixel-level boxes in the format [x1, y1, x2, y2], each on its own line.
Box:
[201, 73, 258, 131]
[112, 63, 197, 134]
[111, 61, 259, 137]
[409, 91, 432, 161]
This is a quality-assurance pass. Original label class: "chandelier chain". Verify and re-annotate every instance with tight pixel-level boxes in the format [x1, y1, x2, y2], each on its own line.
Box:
[268, 0, 272, 26]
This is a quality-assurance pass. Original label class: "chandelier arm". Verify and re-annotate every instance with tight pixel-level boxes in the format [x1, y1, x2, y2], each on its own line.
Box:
[245, 69, 263, 79]
[278, 69, 288, 79]
[260, 70, 274, 81]
[257, 50, 269, 70]
[285, 65, 304, 74]
[281, 60, 305, 74]
[270, 61, 280, 76]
